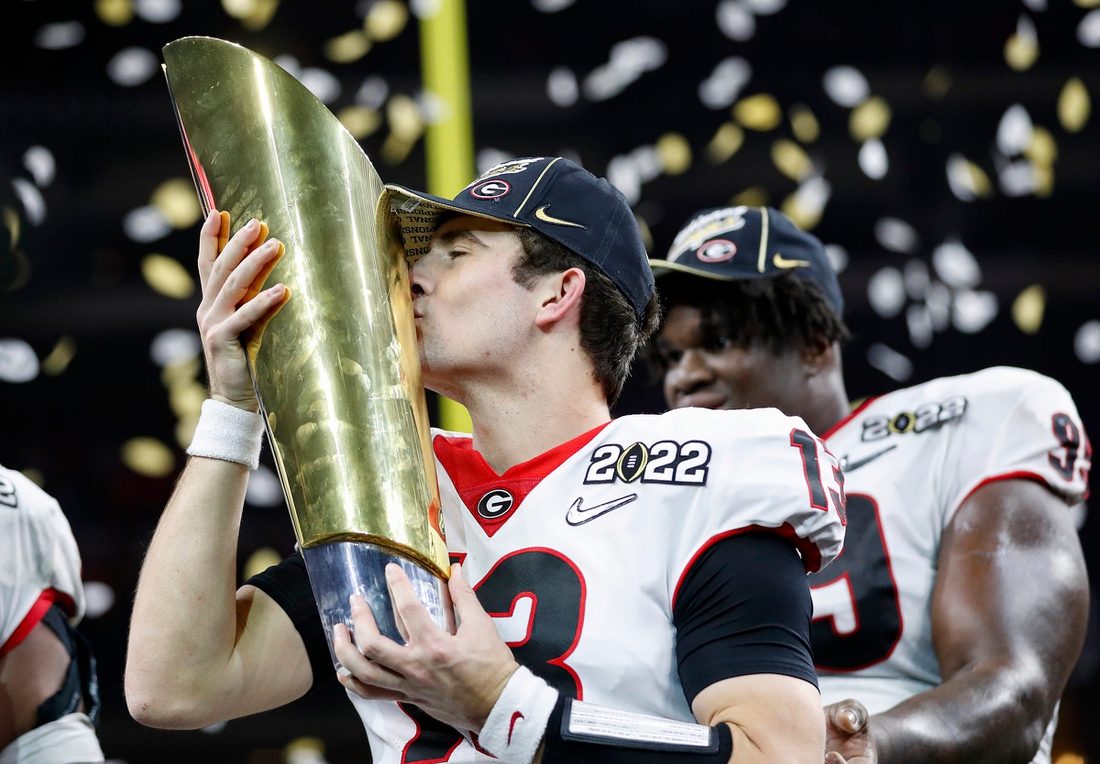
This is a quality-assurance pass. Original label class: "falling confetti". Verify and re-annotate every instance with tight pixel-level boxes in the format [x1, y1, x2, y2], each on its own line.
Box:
[1058, 78, 1090, 132]
[867, 343, 913, 381]
[733, 93, 782, 131]
[1011, 284, 1046, 334]
[868, 267, 906, 318]
[823, 66, 869, 108]
[1004, 15, 1039, 71]
[874, 218, 919, 254]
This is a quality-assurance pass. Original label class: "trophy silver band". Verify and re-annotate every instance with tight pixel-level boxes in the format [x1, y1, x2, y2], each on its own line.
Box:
[162, 37, 455, 663]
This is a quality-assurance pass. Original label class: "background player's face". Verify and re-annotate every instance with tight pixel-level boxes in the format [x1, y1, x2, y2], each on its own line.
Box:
[658, 303, 812, 415]
[409, 215, 537, 397]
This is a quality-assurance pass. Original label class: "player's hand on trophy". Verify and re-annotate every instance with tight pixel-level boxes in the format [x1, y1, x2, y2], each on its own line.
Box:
[333, 563, 520, 733]
[824, 699, 877, 764]
[196, 210, 290, 412]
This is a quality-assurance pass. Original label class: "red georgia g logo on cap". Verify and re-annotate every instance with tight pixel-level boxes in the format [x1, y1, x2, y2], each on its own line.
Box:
[696, 239, 737, 263]
[471, 180, 511, 199]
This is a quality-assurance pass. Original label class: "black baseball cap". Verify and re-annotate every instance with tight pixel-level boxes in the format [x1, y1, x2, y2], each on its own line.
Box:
[382, 156, 654, 318]
[650, 206, 844, 316]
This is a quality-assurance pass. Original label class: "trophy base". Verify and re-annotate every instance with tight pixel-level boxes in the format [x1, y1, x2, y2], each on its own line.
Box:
[301, 540, 455, 670]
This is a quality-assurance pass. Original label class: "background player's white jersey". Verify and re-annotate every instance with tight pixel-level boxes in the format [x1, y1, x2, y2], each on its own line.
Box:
[810, 367, 1089, 764]
[0, 464, 103, 764]
[0, 464, 86, 653]
[350, 407, 846, 764]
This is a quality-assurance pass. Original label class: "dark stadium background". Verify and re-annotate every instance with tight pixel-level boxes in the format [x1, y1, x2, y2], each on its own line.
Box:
[1, 0, 1098, 761]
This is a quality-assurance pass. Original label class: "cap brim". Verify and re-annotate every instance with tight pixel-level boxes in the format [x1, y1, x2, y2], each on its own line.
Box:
[648, 258, 765, 281]
[383, 184, 533, 229]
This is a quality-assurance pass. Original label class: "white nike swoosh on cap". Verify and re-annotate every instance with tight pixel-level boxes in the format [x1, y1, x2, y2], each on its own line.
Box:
[565, 494, 638, 526]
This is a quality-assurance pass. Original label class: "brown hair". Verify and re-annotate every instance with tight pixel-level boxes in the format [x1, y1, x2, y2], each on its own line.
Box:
[512, 228, 661, 403]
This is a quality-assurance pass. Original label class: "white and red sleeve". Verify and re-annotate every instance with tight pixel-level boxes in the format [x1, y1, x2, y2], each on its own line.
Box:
[939, 367, 1090, 525]
[0, 466, 86, 656]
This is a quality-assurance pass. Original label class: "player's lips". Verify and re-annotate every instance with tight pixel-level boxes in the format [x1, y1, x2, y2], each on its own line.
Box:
[675, 390, 729, 410]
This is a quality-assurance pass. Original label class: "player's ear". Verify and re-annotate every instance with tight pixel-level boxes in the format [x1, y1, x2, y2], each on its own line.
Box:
[534, 267, 586, 329]
[799, 332, 836, 377]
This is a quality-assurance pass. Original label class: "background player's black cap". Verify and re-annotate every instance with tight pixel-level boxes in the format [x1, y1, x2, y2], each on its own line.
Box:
[650, 206, 844, 316]
[383, 156, 654, 319]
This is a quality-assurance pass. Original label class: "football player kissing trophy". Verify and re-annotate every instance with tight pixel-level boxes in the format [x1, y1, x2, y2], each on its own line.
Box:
[161, 36, 454, 664]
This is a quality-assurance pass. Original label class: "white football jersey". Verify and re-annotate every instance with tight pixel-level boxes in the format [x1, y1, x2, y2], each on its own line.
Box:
[350, 407, 846, 764]
[0, 465, 86, 655]
[810, 367, 1089, 764]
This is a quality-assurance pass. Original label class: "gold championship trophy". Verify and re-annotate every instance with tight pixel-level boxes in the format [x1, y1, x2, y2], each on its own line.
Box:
[162, 37, 454, 660]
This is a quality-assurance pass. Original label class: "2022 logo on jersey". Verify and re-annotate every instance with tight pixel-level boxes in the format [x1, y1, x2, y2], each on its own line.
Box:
[583, 440, 711, 486]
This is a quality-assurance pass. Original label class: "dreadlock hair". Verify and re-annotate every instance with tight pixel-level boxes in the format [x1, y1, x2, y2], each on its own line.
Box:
[512, 228, 662, 404]
[650, 271, 850, 374]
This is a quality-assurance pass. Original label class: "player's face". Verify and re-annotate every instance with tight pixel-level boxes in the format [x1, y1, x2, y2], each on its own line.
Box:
[657, 303, 810, 414]
[409, 215, 536, 396]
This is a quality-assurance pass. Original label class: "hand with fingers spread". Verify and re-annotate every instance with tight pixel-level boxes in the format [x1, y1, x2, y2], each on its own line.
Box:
[195, 210, 291, 411]
[333, 563, 519, 734]
[824, 699, 877, 764]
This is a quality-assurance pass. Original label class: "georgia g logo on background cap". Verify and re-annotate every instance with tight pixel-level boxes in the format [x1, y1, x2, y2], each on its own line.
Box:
[696, 239, 737, 263]
[470, 180, 511, 199]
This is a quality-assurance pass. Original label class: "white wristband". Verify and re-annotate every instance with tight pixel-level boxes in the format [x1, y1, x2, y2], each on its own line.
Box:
[479, 666, 559, 764]
[187, 399, 266, 469]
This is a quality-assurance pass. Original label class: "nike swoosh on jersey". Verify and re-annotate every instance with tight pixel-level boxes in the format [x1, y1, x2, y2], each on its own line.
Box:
[773, 253, 811, 269]
[534, 205, 587, 229]
[841, 444, 897, 472]
[565, 493, 638, 526]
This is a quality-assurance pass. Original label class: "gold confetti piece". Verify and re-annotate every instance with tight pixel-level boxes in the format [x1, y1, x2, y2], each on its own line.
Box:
[365, 0, 409, 42]
[338, 105, 382, 139]
[3, 206, 19, 249]
[175, 416, 198, 449]
[923, 65, 952, 100]
[1058, 78, 1090, 133]
[1033, 163, 1054, 197]
[169, 381, 205, 419]
[946, 155, 994, 201]
[1073, 0, 1100, 7]
[789, 104, 819, 143]
[635, 215, 653, 253]
[95, 0, 134, 26]
[771, 139, 812, 181]
[21, 469, 45, 488]
[241, 0, 279, 30]
[731, 186, 769, 207]
[284, 737, 326, 761]
[387, 94, 422, 140]
[325, 30, 371, 64]
[920, 119, 942, 143]
[706, 123, 744, 164]
[221, 0, 256, 18]
[1005, 22, 1039, 71]
[781, 193, 822, 230]
[1012, 284, 1046, 334]
[849, 96, 892, 142]
[142, 254, 195, 299]
[151, 178, 202, 229]
[121, 437, 176, 479]
[244, 547, 283, 580]
[1025, 127, 1057, 166]
[41, 336, 76, 377]
[657, 133, 692, 175]
[733, 94, 782, 131]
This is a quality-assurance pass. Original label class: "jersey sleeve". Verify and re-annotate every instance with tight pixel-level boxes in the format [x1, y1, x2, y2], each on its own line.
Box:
[0, 466, 86, 653]
[939, 368, 1091, 525]
[667, 408, 846, 587]
[245, 553, 334, 691]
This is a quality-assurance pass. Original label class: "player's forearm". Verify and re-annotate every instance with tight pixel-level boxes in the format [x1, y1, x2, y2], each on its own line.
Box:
[125, 456, 250, 727]
[870, 664, 1052, 764]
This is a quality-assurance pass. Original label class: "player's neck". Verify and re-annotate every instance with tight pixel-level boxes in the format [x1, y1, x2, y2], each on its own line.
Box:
[460, 364, 610, 475]
[804, 368, 852, 438]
